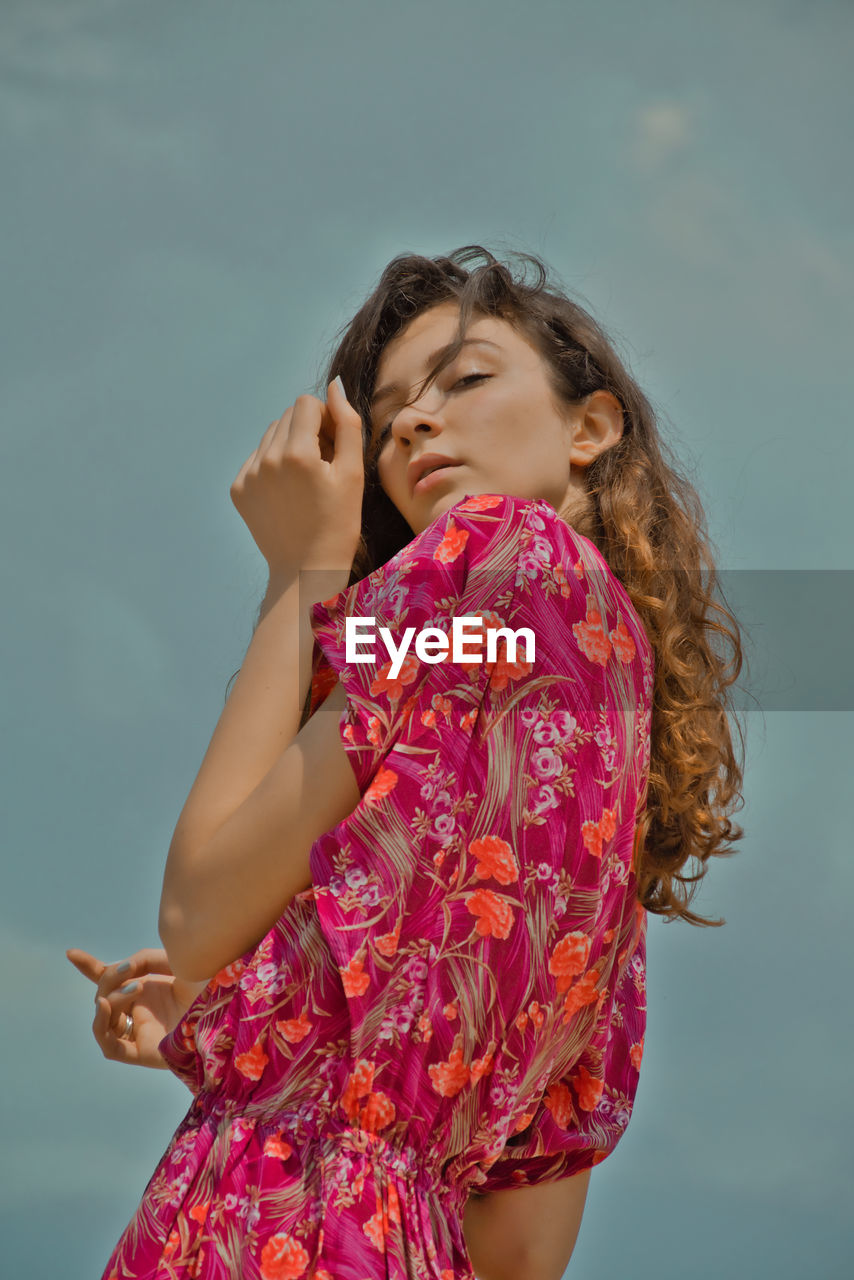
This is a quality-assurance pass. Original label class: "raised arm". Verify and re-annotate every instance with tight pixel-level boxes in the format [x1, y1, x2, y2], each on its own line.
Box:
[463, 1170, 591, 1280]
[159, 385, 364, 980]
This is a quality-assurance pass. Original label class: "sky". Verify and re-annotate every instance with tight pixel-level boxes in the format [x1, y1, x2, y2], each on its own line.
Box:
[1, 0, 852, 1276]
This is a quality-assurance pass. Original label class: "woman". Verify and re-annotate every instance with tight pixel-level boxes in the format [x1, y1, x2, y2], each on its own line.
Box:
[68, 245, 746, 1280]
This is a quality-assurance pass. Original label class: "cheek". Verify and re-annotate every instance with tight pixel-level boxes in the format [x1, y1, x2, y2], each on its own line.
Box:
[376, 456, 401, 500]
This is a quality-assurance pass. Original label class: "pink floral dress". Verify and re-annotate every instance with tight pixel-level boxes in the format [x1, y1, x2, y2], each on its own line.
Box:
[100, 492, 654, 1280]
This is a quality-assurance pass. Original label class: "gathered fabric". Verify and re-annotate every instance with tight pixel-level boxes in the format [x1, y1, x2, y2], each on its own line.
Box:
[101, 492, 653, 1280]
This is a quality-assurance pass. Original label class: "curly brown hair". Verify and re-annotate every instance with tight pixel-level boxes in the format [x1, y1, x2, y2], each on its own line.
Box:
[259, 244, 747, 928]
[322, 245, 749, 927]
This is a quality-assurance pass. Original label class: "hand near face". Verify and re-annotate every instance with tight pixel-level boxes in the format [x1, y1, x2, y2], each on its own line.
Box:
[230, 378, 365, 580]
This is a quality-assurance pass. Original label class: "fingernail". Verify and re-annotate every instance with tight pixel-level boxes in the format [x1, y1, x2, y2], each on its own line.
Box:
[120, 981, 139, 995]
[333, 374, 347, 401]
[117, 960, 131, 974]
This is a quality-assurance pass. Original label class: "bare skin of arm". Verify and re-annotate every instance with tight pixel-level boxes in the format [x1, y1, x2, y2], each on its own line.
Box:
[462, 1171, 591, 1280]
[161, 386, 363, 980]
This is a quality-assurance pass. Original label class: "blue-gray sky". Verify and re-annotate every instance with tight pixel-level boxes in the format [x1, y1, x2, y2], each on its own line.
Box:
[1, 1, 852, 1276]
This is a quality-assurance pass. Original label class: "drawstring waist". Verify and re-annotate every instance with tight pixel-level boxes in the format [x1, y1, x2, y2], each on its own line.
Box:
[189, 1089, 468, 1216]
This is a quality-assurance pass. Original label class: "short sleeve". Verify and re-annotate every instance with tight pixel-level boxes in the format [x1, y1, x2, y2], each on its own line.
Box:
[306, 491, 653, 1187]
[474, 902, 648, 1188]
[308, 491, 535, 799]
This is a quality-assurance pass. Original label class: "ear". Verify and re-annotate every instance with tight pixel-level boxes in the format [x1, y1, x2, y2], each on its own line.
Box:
[570, 390, 624, 466]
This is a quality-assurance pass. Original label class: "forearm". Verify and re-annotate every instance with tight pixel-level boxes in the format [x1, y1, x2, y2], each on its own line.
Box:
[160, 568, 347, 975]
[168, 572, 316, 853]
[162, 724, 315, 978]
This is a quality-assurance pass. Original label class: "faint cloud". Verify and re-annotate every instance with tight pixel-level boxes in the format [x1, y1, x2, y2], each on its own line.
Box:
[633, 102, 693, 172]
[0, 0, 124, 88]
[0, 1136, 159, 1206]
[0, 0, 202, 172]
[63, 576, 181, 727]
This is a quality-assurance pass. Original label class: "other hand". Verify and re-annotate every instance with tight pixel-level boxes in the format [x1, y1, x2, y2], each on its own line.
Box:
[65, 946, 207, 1070]
[230, 377, 365, 580]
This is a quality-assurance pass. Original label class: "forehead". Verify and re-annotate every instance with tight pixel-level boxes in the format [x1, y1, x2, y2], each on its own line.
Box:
[375, 303, 522, 378]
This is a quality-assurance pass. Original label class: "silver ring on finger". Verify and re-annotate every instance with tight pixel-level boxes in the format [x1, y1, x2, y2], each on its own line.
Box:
[118, 1011, 134, 1040]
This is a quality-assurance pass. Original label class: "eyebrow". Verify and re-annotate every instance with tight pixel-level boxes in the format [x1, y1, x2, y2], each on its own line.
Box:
[371, 337, 501, 411]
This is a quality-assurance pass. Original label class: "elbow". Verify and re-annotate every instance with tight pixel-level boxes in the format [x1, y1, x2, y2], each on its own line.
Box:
[159, 840, 209, 982]
[158, 900, 212, 985]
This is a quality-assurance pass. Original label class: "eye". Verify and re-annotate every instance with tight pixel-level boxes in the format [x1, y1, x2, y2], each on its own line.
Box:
[373, 372, 491, 450]
[453, 372, 489, 391]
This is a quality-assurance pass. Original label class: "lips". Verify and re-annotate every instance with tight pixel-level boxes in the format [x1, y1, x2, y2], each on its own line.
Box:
[409, 454, 462, 494]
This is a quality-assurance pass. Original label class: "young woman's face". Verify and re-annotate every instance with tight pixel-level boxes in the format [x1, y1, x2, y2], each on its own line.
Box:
[369, 302, 595, 535]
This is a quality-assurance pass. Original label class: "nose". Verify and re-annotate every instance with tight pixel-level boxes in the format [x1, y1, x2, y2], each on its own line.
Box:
[390, 387, 445, 448]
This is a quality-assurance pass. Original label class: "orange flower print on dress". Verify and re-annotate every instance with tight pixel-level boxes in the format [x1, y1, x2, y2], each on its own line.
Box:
[452, 608, 534, 693]
[630, 1037, 644, 1070]
[340, 949, 370, 998]
[469, 835, 520, 885]
[434, 519, 470, 564]
[234, 1037, 269, 1082]
[428, 1045, 471, 1097]
[432, 694, 453, 722]
[310, 662, 338, 713]
[259, 1232, 311, 1279]
[549, 932, 592, 992]
[208, 959, 245, 992]
[572, 1063, 605, 1111]
[370, 653, 420, 705]
[581, 806, 618, 858]
[263, 1133, 294, 1160]
[362, 1178, 402, 1251]
[513, 1111, 535, 1132]
[275, 1011, 312, 1043]
[562, 969, 602, 1024]
[460, 708, 478, 733]
[572, 599, 613, 666]
[373, 924, 400, 957]
[449, 610, 493, 681]
[359, 1090, 396, 1133]
[400, 691, 420, 728]
[465, 888, 515, 939]
[163, 1229, 180, 1261]
[544, 1081, 575, 1129]
[469, 1049, 494, 1083]
[364, 765, 398, 807]
[457, 494, 504, 512]
[340, 1059, 376, 1121]
[488, 648, 534, 693]
[609, 617, 637, 664]
[188, 1201, 209, 1225]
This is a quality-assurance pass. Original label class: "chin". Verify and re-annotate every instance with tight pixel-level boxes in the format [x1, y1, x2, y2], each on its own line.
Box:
[411, 490, 467, 533]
